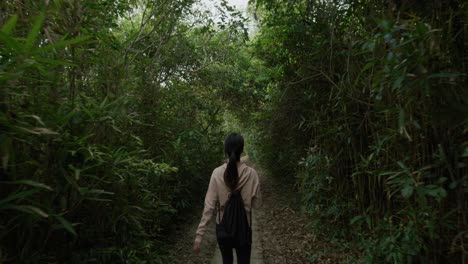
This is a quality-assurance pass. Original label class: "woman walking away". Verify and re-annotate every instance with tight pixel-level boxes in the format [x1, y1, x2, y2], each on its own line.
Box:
[193, 133, 261, 264]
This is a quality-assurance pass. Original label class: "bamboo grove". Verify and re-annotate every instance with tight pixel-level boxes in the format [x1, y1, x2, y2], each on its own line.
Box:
[0, 0, 251, 262]
[243, 0, 467, 263]
[1, 0, 467, 263]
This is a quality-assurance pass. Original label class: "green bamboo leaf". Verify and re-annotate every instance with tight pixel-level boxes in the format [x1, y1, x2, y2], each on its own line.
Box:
[63, 172, 80, 190]
[85, 197, 113, 202]
[22, 205, 49, 218]
[55, 215, 77, 236]
[0, 31, 22, 52]
[40, 35, 91, 52]
[97, 32, 120, 49]
[1, 136, 11, 169]
[4, 205, 48, 218]
[397, 161, 407, 170]
[424, 79, 430, 96]
[79, 187, 114, 196]
[0, 189, 39, 206]
[350, 215, 363, 225]
[7, 180, 53, 191]
[53, 0, 63, 7]
[74, 167, 80, 180]
[18, 127, 59, 135]
[1, 15, 18, 35]
[426, 187, 447, 200]
[401, 185, 414, 198]
[31, 127, 59, 135]
[25, 13, 45, 53]
[429, 72, 458, 79]
[392, 76, 405, 90]
[449, 181, 457, 189]
[25, 115, 45, 126]
[398, 108, 405, 130]
[34, 57, 76, 67]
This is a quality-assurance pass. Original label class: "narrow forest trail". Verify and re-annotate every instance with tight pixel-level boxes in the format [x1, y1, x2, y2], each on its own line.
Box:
[165, 159, 356, 263]
[253, 166, 355, 263]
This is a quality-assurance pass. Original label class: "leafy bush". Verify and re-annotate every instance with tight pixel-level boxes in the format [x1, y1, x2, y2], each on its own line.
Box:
[0, 1, 241, 261]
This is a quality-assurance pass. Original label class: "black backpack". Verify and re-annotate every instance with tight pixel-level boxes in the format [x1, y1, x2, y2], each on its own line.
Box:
[216, 190, 252, 248]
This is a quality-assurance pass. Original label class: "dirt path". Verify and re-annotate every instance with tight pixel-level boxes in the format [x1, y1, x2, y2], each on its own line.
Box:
[165, 161, 356, 263]
[163, 205, 217, 264]
[256, 166, 356, 263]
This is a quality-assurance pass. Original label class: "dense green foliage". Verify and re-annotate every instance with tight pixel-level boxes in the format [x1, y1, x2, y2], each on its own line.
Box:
[1, 0, 467, 263]
[245, 0, 467, 263]
[0, 0, 249, 262]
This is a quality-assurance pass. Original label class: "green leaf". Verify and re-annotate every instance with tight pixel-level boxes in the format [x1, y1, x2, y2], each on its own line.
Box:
[392, 76, 405, 90]
[449, 181, 457, 189]
[429, 72, 458, 79]
[31, 127, 59, 135]
[1, 15, 18, 35]
[398, 108, 405, 129]
[55, 215, 77, 236]
[8, 180, 53, 191]
[64, 174, 82, 191]
[397, 161, 408, 170]
[0, 31, 22, 52]
[34, 57, 76, 67]
[85, 197, 113, 202]
[4, 205, 48, 218]
[53, 0, 63, 7]
[426, 187, 447, 201]
[79, 188, 114, 196]
[40, 35, 91, 52]
[401, 185, 414, 198]
[25, 115, 45, 126]
[350, 215, 363, 225]
[1, 136, 11, 169]
[25, 13, 45, 53]
[0, 189, 39, 206]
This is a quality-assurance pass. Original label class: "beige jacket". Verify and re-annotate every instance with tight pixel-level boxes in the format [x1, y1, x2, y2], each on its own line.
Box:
[195, 162, 261, 243]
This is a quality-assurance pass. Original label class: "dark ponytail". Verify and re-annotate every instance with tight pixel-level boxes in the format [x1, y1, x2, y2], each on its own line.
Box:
[224, 133, 244, 191]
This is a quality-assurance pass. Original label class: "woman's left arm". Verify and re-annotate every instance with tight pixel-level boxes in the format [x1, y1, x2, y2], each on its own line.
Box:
[252, 169, 262, 209]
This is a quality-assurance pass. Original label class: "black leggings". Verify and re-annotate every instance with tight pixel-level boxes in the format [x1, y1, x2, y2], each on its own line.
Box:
[218, 243, 251, 264]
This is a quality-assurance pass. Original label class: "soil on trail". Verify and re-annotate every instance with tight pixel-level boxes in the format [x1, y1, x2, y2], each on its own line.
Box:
[164, 205, 217, 264]
[256, 166, 354, 263]
[256, 167, 315, 263]
[165, 162, 355, 263]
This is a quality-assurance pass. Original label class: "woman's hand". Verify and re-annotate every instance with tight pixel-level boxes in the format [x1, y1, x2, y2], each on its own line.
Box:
[192, 240, 201, 254]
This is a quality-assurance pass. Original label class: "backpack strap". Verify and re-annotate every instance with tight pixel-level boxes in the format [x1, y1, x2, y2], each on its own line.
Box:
[217, 199, 221, 223]
[249, 208, 252, 228]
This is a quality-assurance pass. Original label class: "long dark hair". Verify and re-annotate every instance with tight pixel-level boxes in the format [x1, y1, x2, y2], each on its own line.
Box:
[224, 133, 244, 191]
